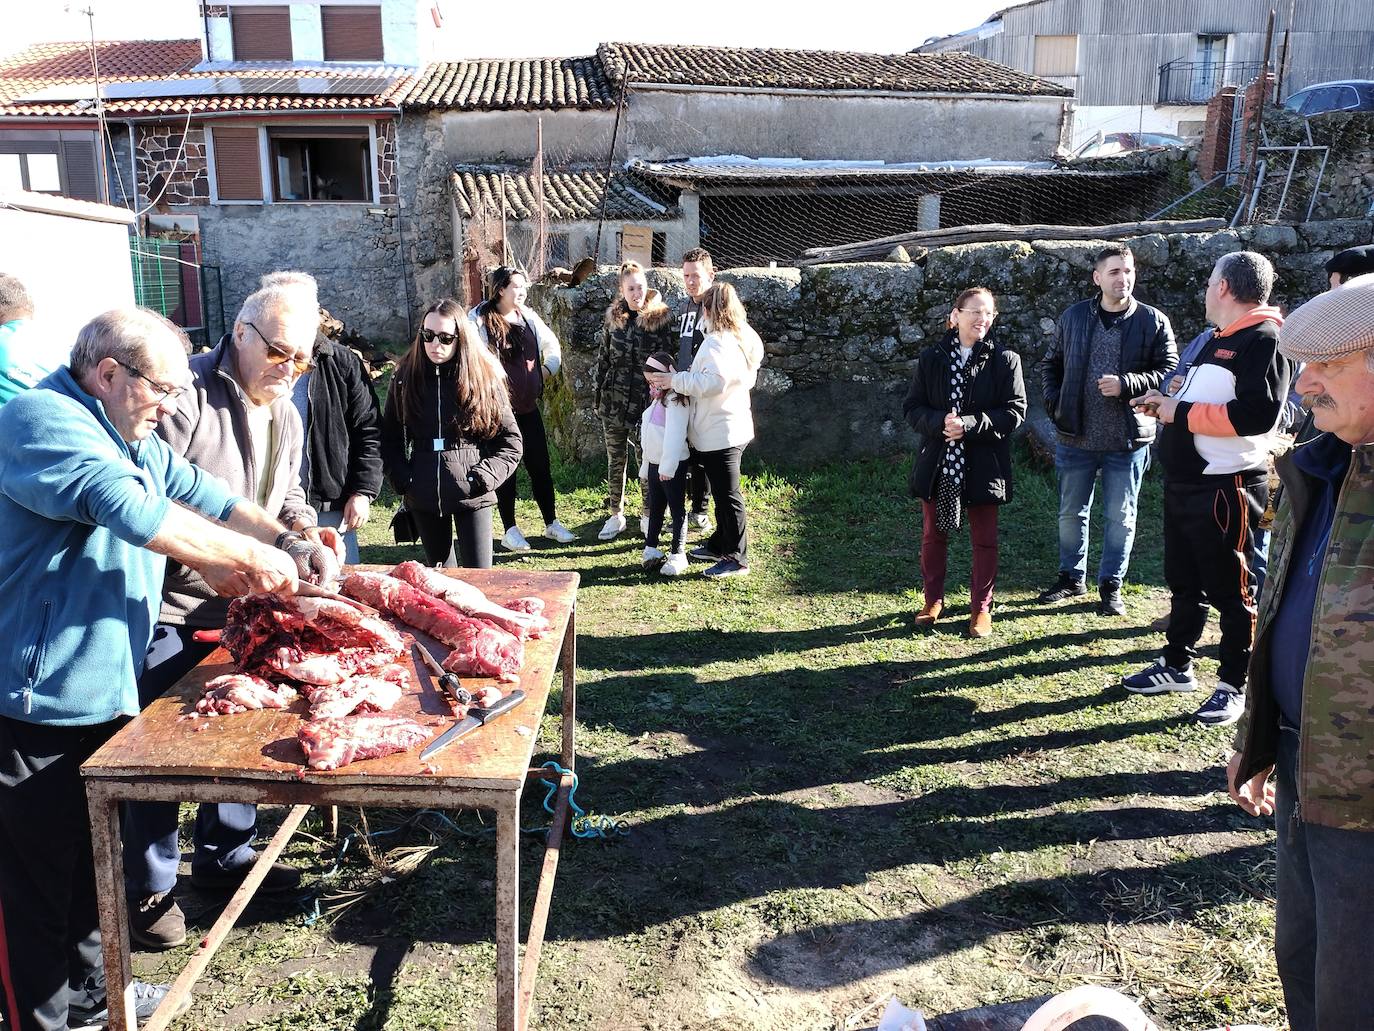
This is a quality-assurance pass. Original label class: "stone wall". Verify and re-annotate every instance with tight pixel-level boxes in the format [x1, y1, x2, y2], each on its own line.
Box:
[137, 123, 209, 206]
[529, 218, 1372, 468]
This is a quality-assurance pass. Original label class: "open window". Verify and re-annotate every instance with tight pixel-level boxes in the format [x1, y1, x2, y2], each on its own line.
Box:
[269, 126, 372, 202]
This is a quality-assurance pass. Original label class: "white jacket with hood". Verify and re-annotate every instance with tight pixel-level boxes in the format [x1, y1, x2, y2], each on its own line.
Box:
[669, 324, 764, 452]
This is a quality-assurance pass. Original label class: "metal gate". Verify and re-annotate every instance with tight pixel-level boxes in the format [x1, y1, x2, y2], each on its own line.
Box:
[129, 236, 222, 347]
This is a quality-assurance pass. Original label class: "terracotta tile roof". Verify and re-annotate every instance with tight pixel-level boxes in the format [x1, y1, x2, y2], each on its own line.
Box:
[0, 40, 410, 117]
[398, 57, 616, 111]
[596, 41, 1073, 97]
[451, 166, 676, 222]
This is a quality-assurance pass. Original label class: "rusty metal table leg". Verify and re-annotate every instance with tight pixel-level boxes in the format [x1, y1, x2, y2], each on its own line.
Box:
[86, 782, 136, 1031]
[560, 604, 576, 773]
[139, 804, 311, 1031]
[517, 772, 572, 1031]
[495, 795, 521, 1031]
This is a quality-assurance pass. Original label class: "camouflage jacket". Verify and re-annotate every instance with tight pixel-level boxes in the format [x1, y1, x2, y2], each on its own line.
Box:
[593, 291, 674, 428]
[1233, 434, 1374, 830]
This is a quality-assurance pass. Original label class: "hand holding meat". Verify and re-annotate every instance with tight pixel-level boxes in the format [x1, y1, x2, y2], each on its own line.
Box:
[284, 534, 341, 586]
[201, 542, 299, 598]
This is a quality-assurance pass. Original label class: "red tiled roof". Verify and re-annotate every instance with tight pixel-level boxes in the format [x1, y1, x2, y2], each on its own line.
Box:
[0, 39, 202, 112]
[596, 41, 1073, 98]
[0, 39, 411, 117]
[399, 57, 615, 111]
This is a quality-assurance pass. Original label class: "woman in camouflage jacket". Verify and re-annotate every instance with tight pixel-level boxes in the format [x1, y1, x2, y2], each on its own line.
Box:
[593, 262, 675, 539]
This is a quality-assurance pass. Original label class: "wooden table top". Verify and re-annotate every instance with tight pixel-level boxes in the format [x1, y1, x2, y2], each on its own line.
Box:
[83, 566, 578, 792]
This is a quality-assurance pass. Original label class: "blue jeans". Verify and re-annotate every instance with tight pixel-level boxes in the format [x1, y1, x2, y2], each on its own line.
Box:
[1055, 442, 1150, 585]
[1274, 726, 1374, 1031]
[316, 507, 360, 565]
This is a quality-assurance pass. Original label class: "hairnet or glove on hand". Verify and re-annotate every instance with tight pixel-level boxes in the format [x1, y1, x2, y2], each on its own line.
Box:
[284, 536, 340, 586]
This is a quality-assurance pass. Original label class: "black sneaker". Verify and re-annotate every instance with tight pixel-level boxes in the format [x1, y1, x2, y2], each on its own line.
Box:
[688, 545, 722, 563]
[1038, 572, 1087, 604]
[703, 559, 750, 579]
[189, 855, 300, 894]
[1123, 658, 1198, 694]
[67, 980, 192, 1029]
[1195, 684, 1246, 726]
[1098, 578, 1126, 616]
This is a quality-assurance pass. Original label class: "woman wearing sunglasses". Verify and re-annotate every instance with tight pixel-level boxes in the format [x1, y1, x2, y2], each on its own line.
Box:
[379, 299, 523, 568]
[471, 265, 578, 551]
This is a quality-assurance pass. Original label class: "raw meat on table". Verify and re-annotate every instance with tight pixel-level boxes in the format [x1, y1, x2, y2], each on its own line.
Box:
[301, 675, 404, 720]
[297, 714, 431, 770]
[343, 572, 524, 681]
[222, 593, 405, 685]
[389, 561, 549, 639]
[196, 674, 298, 716]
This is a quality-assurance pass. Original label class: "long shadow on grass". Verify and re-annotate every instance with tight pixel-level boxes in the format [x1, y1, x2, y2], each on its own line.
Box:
[745, 841, 1272, 990]
[577, 621, 1153, 674]
[537, 773, 1266, 944]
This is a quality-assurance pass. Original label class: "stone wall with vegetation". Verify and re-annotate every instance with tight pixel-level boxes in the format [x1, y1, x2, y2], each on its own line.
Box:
[530, 218, 1372, 467]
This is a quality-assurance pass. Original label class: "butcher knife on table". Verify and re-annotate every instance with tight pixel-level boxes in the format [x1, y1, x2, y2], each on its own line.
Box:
[412, 640, 525, 760]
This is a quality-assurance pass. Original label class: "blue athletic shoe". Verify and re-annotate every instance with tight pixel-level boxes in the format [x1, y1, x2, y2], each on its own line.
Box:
[703, 559, 750, 579]
[1123, 658, 1197, 694]
[1195, 684, 1246, 726]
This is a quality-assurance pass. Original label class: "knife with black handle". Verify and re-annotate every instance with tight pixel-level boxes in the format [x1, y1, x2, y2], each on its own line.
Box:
[412, 641, 525, 760]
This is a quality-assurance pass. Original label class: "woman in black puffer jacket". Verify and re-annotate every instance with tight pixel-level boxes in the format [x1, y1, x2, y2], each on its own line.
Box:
[380, 298, 523, 568]
[903, 286, 1026, 638]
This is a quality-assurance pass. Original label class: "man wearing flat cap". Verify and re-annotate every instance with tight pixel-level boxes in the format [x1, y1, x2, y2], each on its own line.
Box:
[1325, 244, 1374, 288]
[1227, 272, 1374, 1031]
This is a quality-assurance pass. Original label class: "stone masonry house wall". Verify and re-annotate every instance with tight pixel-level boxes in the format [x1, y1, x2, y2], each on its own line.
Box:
[529, 218, 1372, 468]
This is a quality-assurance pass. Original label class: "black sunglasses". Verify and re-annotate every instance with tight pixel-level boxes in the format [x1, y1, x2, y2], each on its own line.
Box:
[420, 328, 458, 346]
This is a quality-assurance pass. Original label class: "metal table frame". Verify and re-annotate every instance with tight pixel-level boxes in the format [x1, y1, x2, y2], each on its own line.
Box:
[83, 599, 576, 1031]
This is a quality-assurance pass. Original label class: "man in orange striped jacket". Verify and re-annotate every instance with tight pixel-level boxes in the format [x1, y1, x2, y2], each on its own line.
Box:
[1123, 251, 1294, 727]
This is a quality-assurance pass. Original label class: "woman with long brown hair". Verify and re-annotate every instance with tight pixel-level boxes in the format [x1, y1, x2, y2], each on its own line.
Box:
[470, 265, 577, 551]
[379, 298, 523, 568]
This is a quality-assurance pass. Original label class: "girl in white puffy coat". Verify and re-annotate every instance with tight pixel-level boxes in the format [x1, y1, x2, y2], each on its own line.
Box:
[638, 351, 692, 575]
[646, 282, 763, 578]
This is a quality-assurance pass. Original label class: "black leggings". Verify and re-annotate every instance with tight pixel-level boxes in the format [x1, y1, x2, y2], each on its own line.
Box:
[646, 462, 688, 554]
[497, 408, 557, 529]
[411, 505, 494, 569]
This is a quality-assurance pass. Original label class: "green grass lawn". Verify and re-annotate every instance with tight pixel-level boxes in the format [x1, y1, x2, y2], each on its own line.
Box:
[142, 445, 1283, 1031]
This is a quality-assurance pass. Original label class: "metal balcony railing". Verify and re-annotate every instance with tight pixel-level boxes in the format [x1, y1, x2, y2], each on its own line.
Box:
[1157, 59, 1265, 105]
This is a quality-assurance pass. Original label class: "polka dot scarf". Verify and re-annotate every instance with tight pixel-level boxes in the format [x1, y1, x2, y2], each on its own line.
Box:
[936, 343, 968, 535]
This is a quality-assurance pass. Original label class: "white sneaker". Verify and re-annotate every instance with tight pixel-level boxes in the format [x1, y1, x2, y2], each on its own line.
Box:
[501, 526, 531, 552]
[689, 512, 711, 530]
[543, 520, 576, 543]
[640, 514, 649, 536]
[641, 546, 665, 569]
[660, 552, 688, 576]
[598, 513, 626, 540]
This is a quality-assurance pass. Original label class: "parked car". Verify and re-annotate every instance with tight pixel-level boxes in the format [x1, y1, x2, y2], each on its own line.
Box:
[1072, 131, 1191, 159]
[1281, 80, 1374, 117]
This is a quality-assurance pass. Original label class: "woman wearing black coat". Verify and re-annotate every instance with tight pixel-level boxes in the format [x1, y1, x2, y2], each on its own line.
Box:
[380, 298, 523, 568]
[903, 287, 1027, 637]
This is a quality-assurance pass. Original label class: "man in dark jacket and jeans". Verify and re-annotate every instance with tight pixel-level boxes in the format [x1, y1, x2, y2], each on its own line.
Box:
[1038, 243, 1177, 615]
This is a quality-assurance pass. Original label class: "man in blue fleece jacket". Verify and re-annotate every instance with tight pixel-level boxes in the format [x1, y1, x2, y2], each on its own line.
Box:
[0, 309, 309, 1031]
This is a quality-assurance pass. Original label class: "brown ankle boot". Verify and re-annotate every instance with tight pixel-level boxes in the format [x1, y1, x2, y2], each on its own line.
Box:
[968, 610, 992, 638]
[914, 600, 943, 627]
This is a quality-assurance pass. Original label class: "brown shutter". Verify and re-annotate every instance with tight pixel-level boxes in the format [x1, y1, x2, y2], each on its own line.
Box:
[61, 138, 101, 201]
[321, 6, 384, 62]
[231, 6, 293, 61]
[211, 126, 262, 201]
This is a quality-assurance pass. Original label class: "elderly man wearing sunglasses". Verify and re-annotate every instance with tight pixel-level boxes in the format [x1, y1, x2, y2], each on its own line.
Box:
[118, 277, 347, 951]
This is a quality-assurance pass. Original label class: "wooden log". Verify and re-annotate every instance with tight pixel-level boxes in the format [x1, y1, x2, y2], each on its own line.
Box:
[796, 218, 1227, 265]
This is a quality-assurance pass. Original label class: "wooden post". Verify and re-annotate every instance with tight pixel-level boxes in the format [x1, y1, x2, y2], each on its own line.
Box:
[495, 799, 521, 1031]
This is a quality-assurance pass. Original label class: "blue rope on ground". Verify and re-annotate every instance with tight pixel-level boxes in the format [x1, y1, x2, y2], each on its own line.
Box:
[300, 765, 625, 924]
